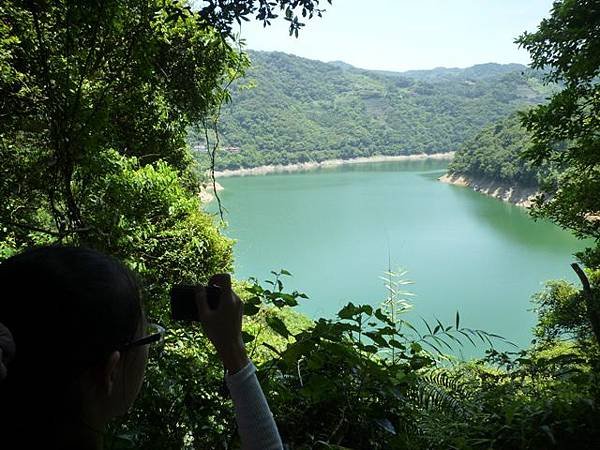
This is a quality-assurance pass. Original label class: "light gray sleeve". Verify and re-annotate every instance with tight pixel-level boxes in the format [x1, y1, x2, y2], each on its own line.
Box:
[225, 361, 284, 450]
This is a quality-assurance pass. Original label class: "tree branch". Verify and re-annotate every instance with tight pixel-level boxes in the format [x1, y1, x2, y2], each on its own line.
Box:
[1, 219, 90, 239]
[571, 262, 600, 346]
[203, 117, 226, 222]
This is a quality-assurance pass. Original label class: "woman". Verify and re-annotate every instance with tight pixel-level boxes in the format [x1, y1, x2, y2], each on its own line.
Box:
[0, 246, 283, 449]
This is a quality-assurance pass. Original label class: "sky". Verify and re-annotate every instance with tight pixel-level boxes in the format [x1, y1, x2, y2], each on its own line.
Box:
[235, 0, 555, 72]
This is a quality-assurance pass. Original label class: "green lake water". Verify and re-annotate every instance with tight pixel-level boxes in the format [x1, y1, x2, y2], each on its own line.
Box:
[212, 159, 588, 354]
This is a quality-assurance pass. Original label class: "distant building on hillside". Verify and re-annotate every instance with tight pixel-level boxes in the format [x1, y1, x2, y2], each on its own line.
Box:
[223, 146, 241, 154]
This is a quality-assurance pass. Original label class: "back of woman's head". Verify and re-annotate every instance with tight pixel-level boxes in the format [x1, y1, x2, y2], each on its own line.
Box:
[0, 245, 143, 437]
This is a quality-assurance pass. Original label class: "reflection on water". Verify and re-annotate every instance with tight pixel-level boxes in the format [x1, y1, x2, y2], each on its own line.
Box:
[445, 183, 587, 253]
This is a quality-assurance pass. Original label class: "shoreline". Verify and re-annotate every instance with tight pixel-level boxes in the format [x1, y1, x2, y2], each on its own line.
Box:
[213, 152, 455, 178]
[199, 181, 224, 204]
[439, 173, 539, 208]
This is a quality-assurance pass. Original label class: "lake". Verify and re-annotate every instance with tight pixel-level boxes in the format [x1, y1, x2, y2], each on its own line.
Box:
[211, 159, 588, 354]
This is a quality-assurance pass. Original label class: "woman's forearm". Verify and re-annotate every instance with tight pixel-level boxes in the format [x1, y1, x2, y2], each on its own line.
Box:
[226, 361, 284, 450]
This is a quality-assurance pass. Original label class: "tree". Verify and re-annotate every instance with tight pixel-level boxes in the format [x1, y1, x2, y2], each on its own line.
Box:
[516, 0, 600, 267]
[195, 0, 332, 37]
[0, 0, 241, 248]
[0, 1, 330, 446]
[516, 0, 600, 356]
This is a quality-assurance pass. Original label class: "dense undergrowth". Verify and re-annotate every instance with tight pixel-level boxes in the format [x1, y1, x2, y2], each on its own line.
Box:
[108, 270, 600, 450]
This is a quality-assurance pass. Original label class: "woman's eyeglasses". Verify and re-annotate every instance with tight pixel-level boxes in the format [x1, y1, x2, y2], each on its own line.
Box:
[118, 323, 165, 352]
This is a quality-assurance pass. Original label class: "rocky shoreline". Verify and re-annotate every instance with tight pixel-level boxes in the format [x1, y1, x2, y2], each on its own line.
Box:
[213, 152, 455, 178]
[439, 173, 539, 208]
[202, 161, 541, 208]
[199, 181, 224, 204]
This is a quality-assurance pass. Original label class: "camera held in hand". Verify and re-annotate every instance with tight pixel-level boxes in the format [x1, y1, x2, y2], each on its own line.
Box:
[170, 284, 221, 321]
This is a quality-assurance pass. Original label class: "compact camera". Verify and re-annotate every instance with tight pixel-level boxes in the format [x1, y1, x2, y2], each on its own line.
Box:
[170, 284, 221, 321]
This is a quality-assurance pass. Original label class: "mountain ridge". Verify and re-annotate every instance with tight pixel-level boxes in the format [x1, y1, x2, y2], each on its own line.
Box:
[280, 51, 528, 79]
[195, 50, 553, 170]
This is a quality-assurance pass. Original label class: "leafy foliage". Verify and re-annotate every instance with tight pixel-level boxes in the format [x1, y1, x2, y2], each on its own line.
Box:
[0, 2, 320, 448]
[0, 0, 245, 245]
[232, 272, 515, 449]
[533, 279, 592, 344]
[515, 0, 600, 265]
[125, 272, 600, 450]
[407, 347, 600, 450]
[448, 114, 548, 186]
[195, 0, 332, 38]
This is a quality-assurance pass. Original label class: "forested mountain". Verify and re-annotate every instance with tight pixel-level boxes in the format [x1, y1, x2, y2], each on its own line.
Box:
[447, 114, 540, 186]
[383, 62, 529, 82]
[197, 51, 554, 170]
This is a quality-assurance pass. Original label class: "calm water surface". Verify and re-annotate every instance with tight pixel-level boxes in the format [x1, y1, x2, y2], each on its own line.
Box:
[212, 160, 588, 353]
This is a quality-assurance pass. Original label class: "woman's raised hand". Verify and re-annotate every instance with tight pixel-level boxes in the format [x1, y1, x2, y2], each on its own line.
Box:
[197, 274, 249, 374]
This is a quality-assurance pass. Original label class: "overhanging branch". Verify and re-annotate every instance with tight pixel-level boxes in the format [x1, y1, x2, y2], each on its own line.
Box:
[571, 262, 600, 346]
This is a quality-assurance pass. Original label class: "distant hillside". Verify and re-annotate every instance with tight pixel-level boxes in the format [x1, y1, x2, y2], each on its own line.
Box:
[441, 114, 561, 207]
[443, 113, 564, 207]
[397, 63, 529, 82]
[447, 114, 540, 186]
[195, 51, 554, 170]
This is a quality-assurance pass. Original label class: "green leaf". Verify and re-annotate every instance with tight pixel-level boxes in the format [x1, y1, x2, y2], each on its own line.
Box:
[244, 302, 260, 316]
[375, 308, 392, 324]
[338, 303, 373, 320]
[241, 331, 255, 343]
[279, 292, 299, 306]
[338, 302, 359, 319]
[410, 342, 422, 354]
[362, 305, 373, 316]
[422, 318, 434, 335]
[266, 315, 290, 338]
[389, 339, 406, 350]
[365, 331, 388, 348]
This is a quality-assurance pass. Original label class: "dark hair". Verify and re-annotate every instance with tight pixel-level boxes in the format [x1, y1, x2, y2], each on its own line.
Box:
[0, 245, 143, 437]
